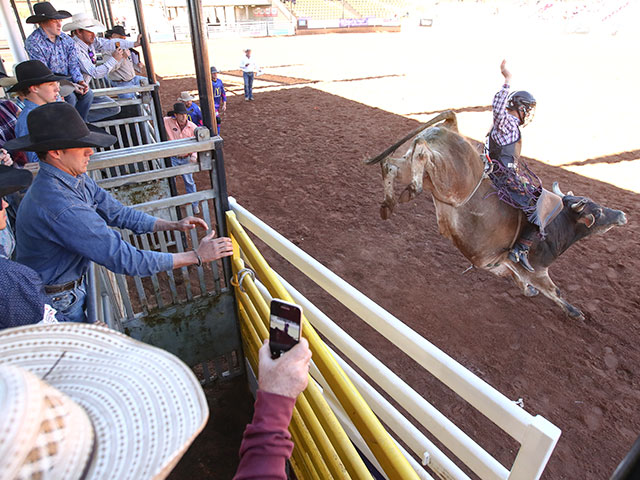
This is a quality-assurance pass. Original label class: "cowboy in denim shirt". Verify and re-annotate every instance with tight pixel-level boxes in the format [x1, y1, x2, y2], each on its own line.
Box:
[6, 103, 233, 323]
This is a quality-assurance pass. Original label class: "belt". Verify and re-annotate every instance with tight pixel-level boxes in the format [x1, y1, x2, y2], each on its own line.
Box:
[44, 275, 85, 295]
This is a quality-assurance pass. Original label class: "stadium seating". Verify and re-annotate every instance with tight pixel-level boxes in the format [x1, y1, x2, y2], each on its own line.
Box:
[287, 0, 357, 20]
[346, 0, 407, 19]
[285, 0, 407, 21]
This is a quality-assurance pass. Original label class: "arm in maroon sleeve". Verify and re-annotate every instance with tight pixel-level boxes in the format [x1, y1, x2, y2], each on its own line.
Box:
[233, 390, 296, 480]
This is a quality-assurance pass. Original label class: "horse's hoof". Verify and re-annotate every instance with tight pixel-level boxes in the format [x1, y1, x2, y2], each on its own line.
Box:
[567, 307, 584, 320]
[380, 206, 392, 220]
[399, 188, 413, 204]
[524, 285, 539, 297]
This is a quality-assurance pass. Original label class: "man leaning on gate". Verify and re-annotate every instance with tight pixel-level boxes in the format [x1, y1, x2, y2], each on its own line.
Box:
[5, 102, 234, 323]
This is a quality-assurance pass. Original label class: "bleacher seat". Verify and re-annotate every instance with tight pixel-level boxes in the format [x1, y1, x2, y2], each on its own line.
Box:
[288, 0, 407, 21]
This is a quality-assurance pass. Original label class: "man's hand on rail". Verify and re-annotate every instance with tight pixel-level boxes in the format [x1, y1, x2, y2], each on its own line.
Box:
[171, 230, 233, 269]
[196, 230, 233, 263]
[153, 216, 208, 232]
[258, 338, 311, 399]
[176, 216, 208, 231]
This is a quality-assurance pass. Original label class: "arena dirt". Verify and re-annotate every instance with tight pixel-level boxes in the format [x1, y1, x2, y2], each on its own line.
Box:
[163, 74, 639, 479]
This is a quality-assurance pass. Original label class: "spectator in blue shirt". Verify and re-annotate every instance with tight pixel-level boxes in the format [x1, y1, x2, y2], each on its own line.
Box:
[5, 102, 234, 323]
[10, 60, 74, 164]
[177, 91, 203, 126]
[24, 2, 94, 120]
[210, 66, 226, 134]
[0, 164, 63, 328]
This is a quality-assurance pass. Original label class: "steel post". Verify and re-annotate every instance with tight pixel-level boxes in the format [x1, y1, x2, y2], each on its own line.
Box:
[185, 0, 232, 281]
[185, 0, 215, 131]
[132, 0, 179, 198]
[4, 0, 27, 54]
[104, 0, 114, 28]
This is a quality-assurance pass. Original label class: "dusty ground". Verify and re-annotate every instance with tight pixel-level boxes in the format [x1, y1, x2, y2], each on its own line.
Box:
[162, 21, 639, 480]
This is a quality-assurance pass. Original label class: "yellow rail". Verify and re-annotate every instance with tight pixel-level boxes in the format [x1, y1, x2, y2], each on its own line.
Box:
[227, 210, 420, 480]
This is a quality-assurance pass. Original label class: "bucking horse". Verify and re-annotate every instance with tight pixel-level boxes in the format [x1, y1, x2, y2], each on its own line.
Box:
[365, 111, 627, 320]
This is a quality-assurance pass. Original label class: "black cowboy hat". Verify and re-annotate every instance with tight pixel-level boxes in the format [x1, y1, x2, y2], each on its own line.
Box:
[4, 103, 116, 152]
[7, 60, 71, 93]
[109, 25, 130, 37]
[168, 102, 189, 116]
[26, 2, 71, 23]
[0, 166, 32, 199]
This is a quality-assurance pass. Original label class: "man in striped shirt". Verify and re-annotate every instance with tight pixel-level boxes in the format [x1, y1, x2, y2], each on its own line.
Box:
[487, 60, 538, 272]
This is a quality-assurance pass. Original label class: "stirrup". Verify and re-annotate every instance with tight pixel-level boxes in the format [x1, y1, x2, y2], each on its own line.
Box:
[509, 245, 535, 272]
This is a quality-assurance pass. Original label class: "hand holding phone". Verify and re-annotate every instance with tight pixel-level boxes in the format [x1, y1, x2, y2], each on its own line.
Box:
[269, 299, 302, 359]
[258, 338, 311, 399]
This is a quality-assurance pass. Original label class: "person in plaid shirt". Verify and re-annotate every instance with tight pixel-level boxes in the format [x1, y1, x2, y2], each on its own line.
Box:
[487, 60, 538, 272]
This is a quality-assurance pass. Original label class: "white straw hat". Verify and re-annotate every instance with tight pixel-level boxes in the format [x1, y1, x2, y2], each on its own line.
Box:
[177, 91, 195, 102]
[62, 12, 106, 33]
[0, 323, 209, 480]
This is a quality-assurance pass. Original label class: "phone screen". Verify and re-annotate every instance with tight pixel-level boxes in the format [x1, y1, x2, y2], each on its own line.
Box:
[269, 299, 302, 359]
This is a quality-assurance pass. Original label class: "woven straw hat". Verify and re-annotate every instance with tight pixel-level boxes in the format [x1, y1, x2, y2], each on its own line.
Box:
[0, 324, 209, 480]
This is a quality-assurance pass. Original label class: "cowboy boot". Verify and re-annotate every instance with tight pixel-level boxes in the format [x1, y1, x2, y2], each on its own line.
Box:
[508, 239, 534, 272]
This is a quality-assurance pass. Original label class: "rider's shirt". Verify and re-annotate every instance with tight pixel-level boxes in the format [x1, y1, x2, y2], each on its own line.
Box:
[490, 83, 521, 146]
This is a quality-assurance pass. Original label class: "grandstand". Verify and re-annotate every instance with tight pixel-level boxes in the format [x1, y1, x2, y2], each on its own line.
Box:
[285, 0, 407, 21]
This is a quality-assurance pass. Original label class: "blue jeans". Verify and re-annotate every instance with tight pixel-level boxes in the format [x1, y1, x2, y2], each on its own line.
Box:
[87, 95, 121, 122]
[65, 89, 94, 121]
[111, 75, 145, 99]
[243, 72, 254, 99]
[170, 156, 198, 210]
[46, 281, 88, 323]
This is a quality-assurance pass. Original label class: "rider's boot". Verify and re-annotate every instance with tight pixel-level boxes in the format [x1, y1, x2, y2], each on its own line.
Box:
[508, 240, 534, 272]
[508, 223, 537, 272]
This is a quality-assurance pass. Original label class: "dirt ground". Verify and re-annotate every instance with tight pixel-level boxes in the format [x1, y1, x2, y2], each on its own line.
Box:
[161, 25, 639, 480]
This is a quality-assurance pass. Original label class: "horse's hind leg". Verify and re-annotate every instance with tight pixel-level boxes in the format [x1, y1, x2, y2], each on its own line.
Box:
[506, 266, 539, 297]
[526, 269, 585, 320]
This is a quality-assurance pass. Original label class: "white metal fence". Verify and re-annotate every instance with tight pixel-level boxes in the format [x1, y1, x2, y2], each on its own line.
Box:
[229, 196, 561, 480]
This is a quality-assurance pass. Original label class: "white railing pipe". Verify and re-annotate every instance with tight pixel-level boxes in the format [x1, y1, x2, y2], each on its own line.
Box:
[229, 197, 531, 440]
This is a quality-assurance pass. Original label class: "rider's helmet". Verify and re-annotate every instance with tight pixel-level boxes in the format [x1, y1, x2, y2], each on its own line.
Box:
[507, 90, 536, 127]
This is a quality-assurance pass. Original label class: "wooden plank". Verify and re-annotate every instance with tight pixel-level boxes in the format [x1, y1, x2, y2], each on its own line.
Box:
[173, 228, 194, 301]
[202, 200, 222, 294]
[134, 189, 216, 212]
[187, 203, 208, 295]
[96, 163, 200, 190]
[121, 230, 149, 311]
[115, 273, 136, 318]
[139, 233, 164, 309]
[157, 229, 179, 304]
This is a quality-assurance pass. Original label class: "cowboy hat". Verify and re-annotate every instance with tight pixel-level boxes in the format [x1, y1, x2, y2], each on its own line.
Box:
[0, 165, 32, 199]
[168, 102, 189, 115]
[6, 60, 73, 94]
[26, 2, 71, 23]
[109, 25, 130, 37]
[4, 102, 116, 151]
[0, 71, 16, 88]
[62, 12, 106, 33]
[0, 323, 209, 480]
[177, 91, 194, 102]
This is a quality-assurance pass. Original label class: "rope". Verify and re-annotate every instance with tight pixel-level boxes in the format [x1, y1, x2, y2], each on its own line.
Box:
[231, 267, 256, 293]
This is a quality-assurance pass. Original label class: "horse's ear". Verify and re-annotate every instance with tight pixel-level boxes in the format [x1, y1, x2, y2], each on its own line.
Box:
[577, 213, 595, 228]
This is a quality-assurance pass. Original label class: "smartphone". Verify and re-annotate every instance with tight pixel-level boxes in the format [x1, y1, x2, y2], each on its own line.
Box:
[115, 41, 120, 48]
[269, 299, 302, 359]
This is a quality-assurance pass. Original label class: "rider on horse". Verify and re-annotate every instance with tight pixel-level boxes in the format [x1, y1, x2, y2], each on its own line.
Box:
[487, 60, 540, 272]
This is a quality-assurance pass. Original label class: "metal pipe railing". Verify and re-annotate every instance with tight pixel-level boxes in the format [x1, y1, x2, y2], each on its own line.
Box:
[228, 197, 561, 480]
[226, 210, 421, 480]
